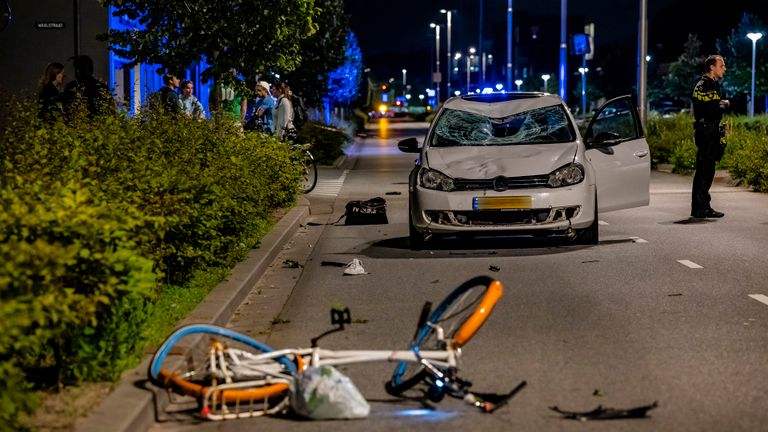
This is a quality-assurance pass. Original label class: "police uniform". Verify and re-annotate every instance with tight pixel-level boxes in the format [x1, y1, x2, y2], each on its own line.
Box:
[690, 75, 726, 218]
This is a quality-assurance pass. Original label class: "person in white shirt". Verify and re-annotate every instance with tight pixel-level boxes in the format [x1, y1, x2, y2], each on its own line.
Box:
[272, 81, 295, 140]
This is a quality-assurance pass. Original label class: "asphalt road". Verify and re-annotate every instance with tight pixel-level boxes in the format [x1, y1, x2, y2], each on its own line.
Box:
[151, 120, 768, 432]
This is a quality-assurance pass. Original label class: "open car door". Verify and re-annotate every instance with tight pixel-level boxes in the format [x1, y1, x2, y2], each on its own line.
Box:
[584, 95, 651, 212]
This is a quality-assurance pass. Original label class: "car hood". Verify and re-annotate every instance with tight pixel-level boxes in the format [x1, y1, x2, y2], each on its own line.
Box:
[425, 143, 578, 178]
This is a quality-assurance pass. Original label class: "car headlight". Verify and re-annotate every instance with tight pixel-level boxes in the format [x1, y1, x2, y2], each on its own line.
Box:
[547, 163, 585, 187]
[419, 168, 456, 191]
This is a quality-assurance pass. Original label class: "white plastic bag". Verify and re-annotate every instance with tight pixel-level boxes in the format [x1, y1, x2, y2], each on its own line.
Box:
[290, 365, 370, 419]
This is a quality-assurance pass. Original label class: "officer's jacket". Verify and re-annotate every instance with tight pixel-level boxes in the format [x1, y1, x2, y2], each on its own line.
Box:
[692, 75, 725, 125]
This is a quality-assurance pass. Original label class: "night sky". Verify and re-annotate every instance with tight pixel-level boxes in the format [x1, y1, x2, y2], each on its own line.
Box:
[343, 0, 768, 99]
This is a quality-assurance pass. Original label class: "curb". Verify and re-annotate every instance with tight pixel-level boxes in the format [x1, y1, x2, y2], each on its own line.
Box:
[75, 201, 309, 432]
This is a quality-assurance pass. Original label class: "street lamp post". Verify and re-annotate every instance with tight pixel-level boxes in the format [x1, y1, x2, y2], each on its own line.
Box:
[578, 67, 588, 115]
[515, 79, 523, 91]
[441, 9, 453, 100]
[507, 0, 513, 91]
[402, 69, 407, 86]
[542, 74, 551, 92]
[747, 32, 763, 117]
[467, 47, 476, 94]
[430, 23, 441, 103]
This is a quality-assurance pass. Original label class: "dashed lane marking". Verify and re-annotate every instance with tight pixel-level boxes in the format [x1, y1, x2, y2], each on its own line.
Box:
[748, 294, 768, 307]
[598, 220, 609, 226]
[677, 260, 703, 269]
[308, 169, 349, 197]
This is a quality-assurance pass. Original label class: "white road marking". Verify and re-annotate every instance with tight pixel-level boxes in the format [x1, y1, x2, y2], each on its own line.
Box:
[629, 236, 648, 243]
[748, 294, 768, 307]
[308, 169, 349, 197]
[598, 220, 609, 226]
[677, 260, 703, 269]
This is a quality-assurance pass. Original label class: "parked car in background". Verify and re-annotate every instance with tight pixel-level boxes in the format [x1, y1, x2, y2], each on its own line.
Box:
[398, 92, 650, 249]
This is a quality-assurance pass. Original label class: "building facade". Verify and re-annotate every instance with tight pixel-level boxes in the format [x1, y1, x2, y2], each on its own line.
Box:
[0, 0, 210, 115]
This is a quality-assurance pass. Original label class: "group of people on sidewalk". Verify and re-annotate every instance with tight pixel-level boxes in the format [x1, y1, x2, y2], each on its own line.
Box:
[38, 56, 305, 141]
[149, 72, 303, 140]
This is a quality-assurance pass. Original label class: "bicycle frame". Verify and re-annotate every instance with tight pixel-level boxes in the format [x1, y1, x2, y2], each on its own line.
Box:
[197, 331, 461, 420]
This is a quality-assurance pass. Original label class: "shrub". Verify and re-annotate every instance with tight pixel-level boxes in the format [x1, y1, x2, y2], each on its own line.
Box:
[0, 100, 302, 427]
[646, 113, 694, 167]
[298, 122, 352, 165]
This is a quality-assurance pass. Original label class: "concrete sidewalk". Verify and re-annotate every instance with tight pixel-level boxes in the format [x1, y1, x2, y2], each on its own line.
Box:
[75, 200, 310, 432]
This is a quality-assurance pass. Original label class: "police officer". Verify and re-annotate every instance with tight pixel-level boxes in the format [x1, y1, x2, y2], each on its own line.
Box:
[691, 55, 729, 219]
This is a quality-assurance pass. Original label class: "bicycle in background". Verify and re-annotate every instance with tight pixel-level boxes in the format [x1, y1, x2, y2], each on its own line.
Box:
[245, 117, 317, 194]
[148, 276, 524, 421]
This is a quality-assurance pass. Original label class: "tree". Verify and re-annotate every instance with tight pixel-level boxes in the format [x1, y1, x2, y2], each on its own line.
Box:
[99, 0, 319, 98]
[663, 34, 705, 105]
[327, 32, 363, 108]
[717, 13, 768, 100]
[281, 0, 350, 107]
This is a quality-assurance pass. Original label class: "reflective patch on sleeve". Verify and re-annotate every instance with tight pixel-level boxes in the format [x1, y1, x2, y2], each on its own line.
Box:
[693, 87, 720, 102]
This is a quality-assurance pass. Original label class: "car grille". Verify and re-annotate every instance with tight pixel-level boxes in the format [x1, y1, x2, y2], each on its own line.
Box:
[453, 175, 549, 191]
[425, 206, 580, 227]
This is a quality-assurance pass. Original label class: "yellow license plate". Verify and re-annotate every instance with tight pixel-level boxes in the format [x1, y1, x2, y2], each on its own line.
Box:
[473, 196, 532, 210]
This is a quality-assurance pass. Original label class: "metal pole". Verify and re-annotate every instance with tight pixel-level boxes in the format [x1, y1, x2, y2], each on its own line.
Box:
[467, 57, 470, 93]
[446, 11, 452, 99]
[435, 24, 440, 103]
[581, 57, 587, 115]
[751, 39, 756, 117]
[558, 0, 567, 100]
[507, 0, 513, 91]
[478, 0, 483, 88]
[638, 0, 648, 126]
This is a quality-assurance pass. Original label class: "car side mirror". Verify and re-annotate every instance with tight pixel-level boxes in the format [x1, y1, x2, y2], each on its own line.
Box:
[397, 137, 420, 153]
[587, 131, 621, 147]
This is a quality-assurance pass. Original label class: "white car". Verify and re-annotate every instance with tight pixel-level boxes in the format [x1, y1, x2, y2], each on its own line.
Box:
[398, 92, 650, 248]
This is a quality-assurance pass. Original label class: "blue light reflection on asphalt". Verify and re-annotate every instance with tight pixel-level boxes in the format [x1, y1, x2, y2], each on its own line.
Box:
[391, 408, 459, 421]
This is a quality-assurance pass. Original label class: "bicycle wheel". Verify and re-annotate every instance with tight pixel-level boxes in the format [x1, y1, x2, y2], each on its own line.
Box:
[300, 150, 318, 193]
[387, 276, 503, 396]
[148, 324, 297, 404]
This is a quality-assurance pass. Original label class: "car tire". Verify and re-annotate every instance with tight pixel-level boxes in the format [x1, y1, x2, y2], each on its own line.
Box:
[574, 194, 599, 245]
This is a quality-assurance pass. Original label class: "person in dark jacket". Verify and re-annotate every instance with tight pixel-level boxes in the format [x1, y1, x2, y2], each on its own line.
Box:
[155, 73, 183, 114]
[62, 55, 115, 118]
[690, 55, 729, 219]
[38, 61, 64, 122]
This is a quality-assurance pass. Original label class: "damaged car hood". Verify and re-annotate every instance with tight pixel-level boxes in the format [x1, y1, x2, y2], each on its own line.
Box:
[425, 143, 578, 178]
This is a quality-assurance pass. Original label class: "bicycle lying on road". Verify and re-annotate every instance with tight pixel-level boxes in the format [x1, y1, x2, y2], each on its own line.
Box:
[148, 276, 525, 421]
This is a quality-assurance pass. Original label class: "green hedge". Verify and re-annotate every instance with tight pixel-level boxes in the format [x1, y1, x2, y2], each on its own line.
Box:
[647, 113, 768, 187]
[0, 102, 303, 429]
[297, 122, 352, 165]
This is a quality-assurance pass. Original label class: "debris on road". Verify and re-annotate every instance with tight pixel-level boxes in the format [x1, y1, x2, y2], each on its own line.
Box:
[489, 265, 500, 272]
[667, 293, 683, 297]
[550, 401, 659, 421]
[592, 389, 605, 397]
[385, 191, 402, 195]
[283, 259, 302, 268]
[321, 261, 347, 267]
[343, 259, 368, 275]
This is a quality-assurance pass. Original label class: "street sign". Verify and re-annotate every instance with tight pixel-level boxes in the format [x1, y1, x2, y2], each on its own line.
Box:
[35, 22, 65, 29]
[585, 23, 595, 60]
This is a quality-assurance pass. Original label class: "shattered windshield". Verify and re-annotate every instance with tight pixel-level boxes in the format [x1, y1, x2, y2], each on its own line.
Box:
[430, 105, 575, 147]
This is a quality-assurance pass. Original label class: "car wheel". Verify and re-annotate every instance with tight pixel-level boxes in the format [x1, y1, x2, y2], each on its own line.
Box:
[574, 194, 599, 245]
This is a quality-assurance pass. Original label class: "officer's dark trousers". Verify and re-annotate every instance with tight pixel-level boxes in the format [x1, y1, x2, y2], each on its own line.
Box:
[691, 128, 721, 215]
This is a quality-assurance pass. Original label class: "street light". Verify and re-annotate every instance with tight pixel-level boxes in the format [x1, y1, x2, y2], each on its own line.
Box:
[515, 79, 523, 91]
[578, 67, 589, 115]
[430, 23, 441, 103]
[441, 9, 454, 99]
[541, 74, 551, 92]
[402, 69, 407, 86]
[747, 32, 763, 117]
